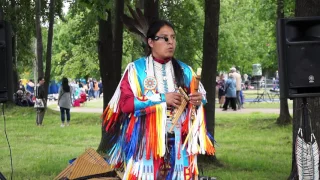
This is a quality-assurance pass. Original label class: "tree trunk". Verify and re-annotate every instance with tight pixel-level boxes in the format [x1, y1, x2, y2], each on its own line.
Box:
[35, 0, 44, 79]
[276, 0, 292, 125]
[277, 98, 292, 125]
[97, 11, 115, 153]
[277, 0, 284, 19]
[10, 0, 18, 92]
[0, 5, 3, 20]
[202, 0, 220, 141]
[144, 0, 159, 24]
[288, 1, 320, 179]
[44, 0, 55, 100]
[111, 0, 124, 109]
[136, 0, 144, 9]
[33, 38, 38, 88]
[200, 0, 220, 164]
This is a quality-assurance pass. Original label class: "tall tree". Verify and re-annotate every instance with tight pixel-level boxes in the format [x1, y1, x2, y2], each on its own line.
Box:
[51, 11, 100, 80]
[201, 0, 220, 157]
[144, 0, 159, 24]
[10, 0, 18, 92]
[97, 11, 114, 152]
[35, 0, 44, 79]
[44, 0, 55, 99]
[97, 0, 124, 153]
[111, 0, 124, 108]
[276, 0, 292, 125]
[0, 4, 3, 20]
[288, 1, 320, 179]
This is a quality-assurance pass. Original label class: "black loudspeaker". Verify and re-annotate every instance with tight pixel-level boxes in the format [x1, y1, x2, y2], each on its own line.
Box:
[0, 21, 12, 103]
[277, 17, 320, 99]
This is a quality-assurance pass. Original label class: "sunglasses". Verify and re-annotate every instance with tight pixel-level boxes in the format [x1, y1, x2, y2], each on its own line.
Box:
[153, 36, 175, 42]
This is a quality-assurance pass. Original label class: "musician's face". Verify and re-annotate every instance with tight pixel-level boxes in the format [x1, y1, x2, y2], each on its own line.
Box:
[148, 25, 176, 60]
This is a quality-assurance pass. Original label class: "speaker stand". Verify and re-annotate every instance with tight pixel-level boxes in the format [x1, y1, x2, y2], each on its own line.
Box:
[0, 172, 7, 180]
[251, 81, 272, 103]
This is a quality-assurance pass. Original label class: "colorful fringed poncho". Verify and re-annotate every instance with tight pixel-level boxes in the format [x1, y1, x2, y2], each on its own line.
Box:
[102, 56, 215, 180]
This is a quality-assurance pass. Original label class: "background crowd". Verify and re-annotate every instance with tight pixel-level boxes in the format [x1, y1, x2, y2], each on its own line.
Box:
[14, 77, 103, 107]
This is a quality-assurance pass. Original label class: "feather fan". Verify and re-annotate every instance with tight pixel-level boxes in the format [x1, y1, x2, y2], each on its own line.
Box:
[122, 6, 149, 44]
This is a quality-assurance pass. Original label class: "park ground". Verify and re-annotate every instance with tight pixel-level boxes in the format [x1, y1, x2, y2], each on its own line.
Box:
[0, 90, 293, 179]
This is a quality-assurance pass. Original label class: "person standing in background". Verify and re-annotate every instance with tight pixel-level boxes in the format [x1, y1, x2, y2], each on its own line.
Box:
[93, 80, 99, 99]
[18, 79, 26, 93]
[243, 73, 249, 90]
[35, 77, 46, 126]
[223, 73, 237, 111]
[231, 67, 242, 110]
[58, 77, 72, 127]
[26, 79, 35, 98]
[88, 79, 94, 100]
[217, 74, 226, 108]
[98, 79, 103, 98]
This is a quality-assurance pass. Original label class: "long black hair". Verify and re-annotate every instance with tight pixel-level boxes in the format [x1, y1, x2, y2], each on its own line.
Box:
[146, 20, 185, 88]
[38, 77, 44, 82]
[62, 77, 70, 92]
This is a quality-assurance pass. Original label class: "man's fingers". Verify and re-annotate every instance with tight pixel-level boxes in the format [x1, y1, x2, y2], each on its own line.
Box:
[174, 99, 181, 105]
[174, 93, 183, 97]
[172, 102, 179, 108]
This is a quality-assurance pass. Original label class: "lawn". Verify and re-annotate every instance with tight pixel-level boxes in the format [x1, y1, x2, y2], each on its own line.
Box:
[48, 95, 292, 110]
[0, 104, 292, 180]
[47, 98, 104, 109]
[206, 113, 292, 179]
[0, 105, 101, 179]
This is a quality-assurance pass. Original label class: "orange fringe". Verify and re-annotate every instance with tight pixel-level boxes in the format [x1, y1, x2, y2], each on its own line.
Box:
[126, 115, 136, 141]
[102, 106, 110, 125]
[205, 136, 216, 155]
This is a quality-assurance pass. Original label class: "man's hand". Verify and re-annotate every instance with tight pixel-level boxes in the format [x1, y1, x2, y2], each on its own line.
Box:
[189, 92, 203, 106]
[165, 92, 183, 108]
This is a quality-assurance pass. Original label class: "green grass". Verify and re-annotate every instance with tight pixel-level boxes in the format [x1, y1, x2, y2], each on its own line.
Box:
[0, 105, 101, 179]
[0, 105, 292, 179]
[239, 102, 289, 109]
[243, 89, 278, 99]
[82, 98, 104, 108]
[49, 95, 291, 110]
[203, 113, 292, 179]
[47, 98, 104, 109]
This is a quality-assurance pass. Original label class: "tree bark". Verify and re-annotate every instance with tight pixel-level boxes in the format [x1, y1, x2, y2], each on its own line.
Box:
[202, 0, 220, 140]
[35, 0, 44, 79]
[111, 0, 124, 109]
[10, 0, 18, 92]
[289, 1, 320, 179]
[136, 0, 144, 9]
[277, 0, 284, 19]
[200, 0, 220, 164]
[276, 98, 292, 125]
[44, 0, 55, 100]
[97, 11, 114, 153]
[33, 38, 38, 88]
[144, 0, 159, 24]
[97, 0, 124, 153]
[0, 5, 3, 20]
[276, 0, 292, 125]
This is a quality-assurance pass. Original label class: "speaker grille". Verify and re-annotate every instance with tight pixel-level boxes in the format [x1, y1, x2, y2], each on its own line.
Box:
[277, 17, 320, 98]
[286, 44, 320, 88]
